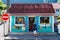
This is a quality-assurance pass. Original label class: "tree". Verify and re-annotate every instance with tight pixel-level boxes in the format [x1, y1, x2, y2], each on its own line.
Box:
[0, 0, 7, 15]
[0, 0, 7, 10]
[58, 0, 60, 4]
[7, 0, 10, 10]
[57, 15, 60, 22]
[6, 0, 10, 13]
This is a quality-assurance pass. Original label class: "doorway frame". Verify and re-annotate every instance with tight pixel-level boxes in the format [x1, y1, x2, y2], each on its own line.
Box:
[28, 16, 36, 32]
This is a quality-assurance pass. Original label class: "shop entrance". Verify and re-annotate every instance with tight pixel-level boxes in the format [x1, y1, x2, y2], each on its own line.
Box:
[29, 17, 35, 32]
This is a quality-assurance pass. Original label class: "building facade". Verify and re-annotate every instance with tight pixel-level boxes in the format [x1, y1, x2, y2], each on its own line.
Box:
[52, 3, 60, 22]
[8, 4, 55, 33]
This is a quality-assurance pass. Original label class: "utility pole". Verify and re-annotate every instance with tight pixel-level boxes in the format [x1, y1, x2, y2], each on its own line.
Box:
[6, 0, 10, 35]
[6, 0, 10, 13]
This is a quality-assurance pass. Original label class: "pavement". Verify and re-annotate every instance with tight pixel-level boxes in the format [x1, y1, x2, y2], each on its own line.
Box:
[4, 33, 60, 40]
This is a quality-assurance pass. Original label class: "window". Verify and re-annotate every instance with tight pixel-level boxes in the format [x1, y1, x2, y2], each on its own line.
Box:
[15, 17, 25, 24]
[56, 9, 59, 12]
[40, 17, 49, 24]
[14, 17, 25, 29]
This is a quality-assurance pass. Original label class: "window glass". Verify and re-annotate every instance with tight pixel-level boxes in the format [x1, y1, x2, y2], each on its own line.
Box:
[40, 17, 49, 24]
[15, 17, 25, 24]
[56, 9, 59, 12]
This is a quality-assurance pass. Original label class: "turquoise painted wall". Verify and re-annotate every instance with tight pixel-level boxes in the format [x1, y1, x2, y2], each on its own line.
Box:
[25, 16, 29, 32]
[37, 16, 52, 32]
[35, 16, 40, 32]
[11, 16, 28, 32]
[11, 16, 52, 32]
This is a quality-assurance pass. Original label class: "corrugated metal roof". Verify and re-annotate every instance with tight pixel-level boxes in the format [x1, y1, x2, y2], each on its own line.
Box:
[8, 4, 55, 13]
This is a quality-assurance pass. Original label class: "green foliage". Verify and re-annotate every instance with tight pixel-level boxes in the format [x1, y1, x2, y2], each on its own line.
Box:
[0, 9, 2, 15]
[0, 0, 7, 10]
[58, 15, 60, 19]
[58, 0, 60, 4]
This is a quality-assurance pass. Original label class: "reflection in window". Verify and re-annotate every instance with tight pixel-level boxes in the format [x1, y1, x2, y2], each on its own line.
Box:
[15, 17, 25, 24]
[40, 17, 49, 24]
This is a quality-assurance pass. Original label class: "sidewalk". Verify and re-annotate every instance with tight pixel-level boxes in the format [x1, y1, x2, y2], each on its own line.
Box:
[4, 32, 60, 40]
[4, 35, 60, 40]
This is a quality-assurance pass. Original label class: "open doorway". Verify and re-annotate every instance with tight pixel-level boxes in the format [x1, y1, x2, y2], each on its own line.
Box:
[29, 17, 35, 32]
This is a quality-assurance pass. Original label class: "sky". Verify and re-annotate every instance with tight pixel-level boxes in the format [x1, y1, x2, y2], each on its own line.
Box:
[2, 0, 58, 5]
[2, 0, 45, 5]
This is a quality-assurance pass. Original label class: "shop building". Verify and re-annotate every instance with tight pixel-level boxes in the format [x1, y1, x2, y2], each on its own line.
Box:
[52, 3, 60, 22]
[8, 4, 55, 33]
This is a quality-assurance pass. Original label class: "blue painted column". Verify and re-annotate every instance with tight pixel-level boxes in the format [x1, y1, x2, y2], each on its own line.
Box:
[25, 16, 29, 32]
[35, 16, 40, 32]
[11, 16, 15, 32]
[50, 16, 52, 32]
